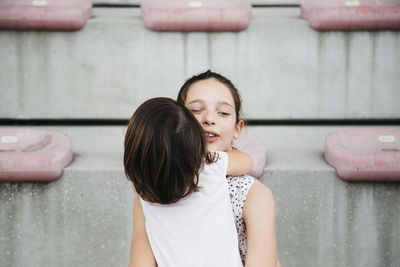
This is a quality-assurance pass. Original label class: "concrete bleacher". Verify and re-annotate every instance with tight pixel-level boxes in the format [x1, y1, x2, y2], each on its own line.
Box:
[1, 126, 399, 267]
[0, 8, 399, 120]
[91, 0, 301, 6]
[0, 3, 400, 267]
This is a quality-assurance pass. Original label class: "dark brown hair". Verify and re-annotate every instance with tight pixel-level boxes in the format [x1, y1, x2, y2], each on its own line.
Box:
[177, 70, 243, 122]
[124, 97, 214, 204]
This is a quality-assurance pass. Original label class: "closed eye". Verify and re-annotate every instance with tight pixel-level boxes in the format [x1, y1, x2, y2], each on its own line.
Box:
[190, 109, 203, 114]
[218, 112, 230, 116]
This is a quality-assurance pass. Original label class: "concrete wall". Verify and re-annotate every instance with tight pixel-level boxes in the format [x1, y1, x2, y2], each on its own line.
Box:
[1, 8, 399, 120]
[91, 0, 301, 5]
[0, 127, 132, 267]
[0, 126, 399, 267]
[268, 171, 400, 267]
[0, 4, 399, 267]
[257, 126, 400, 267]
[0, 173, 132, 267]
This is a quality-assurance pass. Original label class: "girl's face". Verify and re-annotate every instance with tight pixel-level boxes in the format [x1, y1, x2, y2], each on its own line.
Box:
[184, 78, 244, 152]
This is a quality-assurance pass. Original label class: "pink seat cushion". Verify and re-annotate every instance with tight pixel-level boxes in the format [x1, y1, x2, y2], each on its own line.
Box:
[0, 128, 73, 182]
[300, 0, 400, 30]
[233, 128, 267, 178]
[325, 128, 400, 181]
[0, 0, 92, 30]
[140, 0, 252, 31]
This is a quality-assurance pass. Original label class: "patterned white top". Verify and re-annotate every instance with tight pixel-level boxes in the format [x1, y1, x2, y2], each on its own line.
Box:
[227, 175, 256, 264]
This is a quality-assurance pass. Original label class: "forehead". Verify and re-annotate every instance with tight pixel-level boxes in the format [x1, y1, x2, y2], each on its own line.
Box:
[185, 79, 235, 106]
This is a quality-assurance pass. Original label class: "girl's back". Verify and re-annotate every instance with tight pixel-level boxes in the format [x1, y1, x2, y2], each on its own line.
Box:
[140, 151, 242, 267]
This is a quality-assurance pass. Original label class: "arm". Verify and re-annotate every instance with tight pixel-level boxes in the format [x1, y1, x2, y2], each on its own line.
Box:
[129, 195, 157, 267]
[243, 180, 279, 267]
[232, 127, 267, 178]
[225, 149, 252, 176]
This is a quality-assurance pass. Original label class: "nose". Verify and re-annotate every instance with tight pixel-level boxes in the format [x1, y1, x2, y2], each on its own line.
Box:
[203, 111, 215, 125]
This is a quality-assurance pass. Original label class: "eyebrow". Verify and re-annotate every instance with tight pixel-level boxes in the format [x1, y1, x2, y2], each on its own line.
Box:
[186, 100, 204, 105]
[187, 100, 234, 108]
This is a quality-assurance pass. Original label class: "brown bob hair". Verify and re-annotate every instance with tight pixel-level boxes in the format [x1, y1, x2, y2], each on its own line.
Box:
[124, 97, 214, 204]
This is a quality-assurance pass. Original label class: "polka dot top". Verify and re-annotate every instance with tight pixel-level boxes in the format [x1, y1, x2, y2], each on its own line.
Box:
[227, 175, 255, 264]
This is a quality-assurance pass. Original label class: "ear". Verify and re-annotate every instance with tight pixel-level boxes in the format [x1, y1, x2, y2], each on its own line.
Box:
[233, 119, 245, 139]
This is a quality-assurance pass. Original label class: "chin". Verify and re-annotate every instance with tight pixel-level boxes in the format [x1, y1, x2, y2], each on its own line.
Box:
[208, 143, 230, 152]
[206, 144, 219, 152]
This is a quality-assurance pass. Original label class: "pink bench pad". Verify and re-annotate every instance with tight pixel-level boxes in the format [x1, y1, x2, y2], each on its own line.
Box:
[233, 128, 267, 178]
[0, 0, 92, 30]
[140, 0, 252, 31]
[325, 128, 400, 181]
[301, 0, 400, 30]
[0, 128, 73, 182]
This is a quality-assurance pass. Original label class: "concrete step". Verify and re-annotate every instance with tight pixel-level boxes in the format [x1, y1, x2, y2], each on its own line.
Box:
[0, 125, 399, 267]
[91, 0, 300, 5]
[0, 7, 399, 120]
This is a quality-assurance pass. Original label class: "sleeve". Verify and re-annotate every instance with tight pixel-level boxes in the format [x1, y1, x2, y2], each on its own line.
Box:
[215, 151, 228, 177]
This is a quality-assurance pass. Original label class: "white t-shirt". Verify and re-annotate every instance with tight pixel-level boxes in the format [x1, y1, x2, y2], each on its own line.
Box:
[140, 151, 243, 267]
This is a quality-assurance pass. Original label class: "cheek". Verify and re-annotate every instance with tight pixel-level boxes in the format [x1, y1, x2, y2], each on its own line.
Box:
[227, 119, 238, 132]
[192, 114, 206, 129]
[220, 124, 237, 139]
[193, 114, 203, 124]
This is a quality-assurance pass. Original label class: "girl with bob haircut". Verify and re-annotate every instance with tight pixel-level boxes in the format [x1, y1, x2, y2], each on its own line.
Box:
[124, 97, 252, 267]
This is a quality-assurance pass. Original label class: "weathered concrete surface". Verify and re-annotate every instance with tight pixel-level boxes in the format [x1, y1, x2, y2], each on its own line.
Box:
[0, 172, 132, 267]
[0, 8, 399, 120]
[255, 126, 400, 267]
[91, 0, 301, 5]
[1, 126, 399, 267]
[0, 127, 132, 267]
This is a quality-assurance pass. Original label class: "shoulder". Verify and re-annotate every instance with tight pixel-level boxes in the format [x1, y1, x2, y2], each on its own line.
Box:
[214, 151, 227, 162]
[241, 180, 278, 267]
[205, 151, 228, 173]
[205, 151, 227, 164]
[243, 180, 275, 220]
[248, 180, 274, 201]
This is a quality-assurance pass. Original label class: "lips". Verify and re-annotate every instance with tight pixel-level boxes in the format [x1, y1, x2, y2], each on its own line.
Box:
[205, 131, 219, 143]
